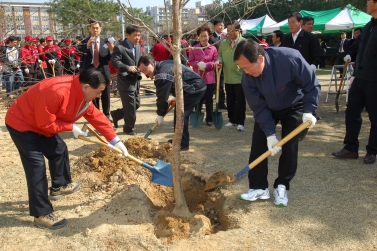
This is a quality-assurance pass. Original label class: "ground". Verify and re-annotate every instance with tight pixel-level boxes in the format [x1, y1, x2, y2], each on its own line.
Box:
[0, 69, 376, 250]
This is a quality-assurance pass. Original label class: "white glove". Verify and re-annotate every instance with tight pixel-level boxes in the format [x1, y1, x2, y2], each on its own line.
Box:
[72, 124, 88, 138]
[76, 64, 80, 68]
[310, 64, 317, 72]
[215, 60, 222, 67]
[344, 54, 351, 62]
[197, 61, 206, 71]
[302, 113, 317, 129]
[25, 68, 29, 74]
[156, 115, 164, 125]
[267, 135, 282, 156]
[38, 60, 42, 63]
[114, 141, 129, 157]
[49, 59, 55, 64]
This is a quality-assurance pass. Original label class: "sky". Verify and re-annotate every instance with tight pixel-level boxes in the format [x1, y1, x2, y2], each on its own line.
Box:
[9, 0, 199, 11]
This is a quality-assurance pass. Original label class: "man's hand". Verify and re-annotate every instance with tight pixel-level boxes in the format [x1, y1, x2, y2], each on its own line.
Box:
[344, 54, 351, 62]
[197, 61, 206, 71]
[114, 141, 129, 157]
[267, 135, 282, 156]
[129, 66, 138, 73]
[76, 64, 80, 68]
[72, 124, 88, 138]
[302, 113, 317, 129]
[156, 116, 164, 125]
[87, 37, 96, 47]
[169, 98, 176, 107]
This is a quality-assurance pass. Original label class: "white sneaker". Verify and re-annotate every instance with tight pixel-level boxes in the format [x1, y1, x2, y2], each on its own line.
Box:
[237, 124, 244, 131]
[239, 188, 270, 201]
[225, 122, 234, 127]
[273, 185, 288, 207]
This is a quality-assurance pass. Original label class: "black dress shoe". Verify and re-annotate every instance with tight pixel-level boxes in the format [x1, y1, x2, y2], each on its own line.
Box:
[110, 111, 118, 128]
[363, 153, 376, 164]
[168, 139, 173, 144]
[124, 130, 137, 135]
[219, 104, 227, 110]
[332, 149, 359, 159]
[180, 146, 189, 151]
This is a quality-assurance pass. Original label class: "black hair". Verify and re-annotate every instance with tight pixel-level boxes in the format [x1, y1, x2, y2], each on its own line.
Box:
[273, 30, 284, 41]
[340, 31, 346, 35]
[289, 12, 302, 22]
[39, 38, 45, 43]
[79, 68, 106, 89]
[213, 19, 224, 26]
[226, 20, 241, 30]
[354, 28, 362, 33]
[126, 25, 141, 35]
[302, 16, 314, 25]
[88, 19, 101, 27]
[15, 36, 21, 41]
[7, 36, 17, 42]
[76, 36, 82, 40]
[233, 39, 265, 63]
[137, 55, 154, 67]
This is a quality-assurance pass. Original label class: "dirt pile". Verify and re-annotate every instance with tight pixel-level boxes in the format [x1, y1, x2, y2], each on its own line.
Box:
[71, 136, 234, 243]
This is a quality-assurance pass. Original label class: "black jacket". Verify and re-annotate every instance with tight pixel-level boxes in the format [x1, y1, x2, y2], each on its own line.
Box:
[209, 32, 223, 51]
[110, 39, 141, 91]
[281, 29, 323, 66]
[336, 38, 351, 54]
[354, 18, 377, 81]
[153, 60, 207, 116]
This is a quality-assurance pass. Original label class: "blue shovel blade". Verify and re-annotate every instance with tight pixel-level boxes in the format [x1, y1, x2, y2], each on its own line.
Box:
[141, 160, 173, 187]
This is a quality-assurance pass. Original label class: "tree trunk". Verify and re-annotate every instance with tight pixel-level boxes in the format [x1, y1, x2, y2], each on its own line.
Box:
[170, 0, 191, 218]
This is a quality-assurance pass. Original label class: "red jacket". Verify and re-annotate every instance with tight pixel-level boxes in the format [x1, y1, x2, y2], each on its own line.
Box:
[42, 45, 62, 60]
[152, 42, 170, 62]
[5, 75, 117, 142]
[61, 46, 80, 61]
[21, 45, 38, 64]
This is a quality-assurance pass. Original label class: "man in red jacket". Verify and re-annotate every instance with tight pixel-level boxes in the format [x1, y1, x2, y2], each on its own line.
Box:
[5, 68, 129, 230]
[42, 36, 62, 77]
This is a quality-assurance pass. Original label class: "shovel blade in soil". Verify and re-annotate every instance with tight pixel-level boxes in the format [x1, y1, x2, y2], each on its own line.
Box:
[144, 129, 153, 139]
[141, 160, 173, 187]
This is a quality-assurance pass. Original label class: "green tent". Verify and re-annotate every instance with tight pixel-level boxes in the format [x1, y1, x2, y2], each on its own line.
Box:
[263, 4, 371, 34]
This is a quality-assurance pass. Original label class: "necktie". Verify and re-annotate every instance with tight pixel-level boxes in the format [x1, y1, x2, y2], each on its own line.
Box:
[231, 40, 235, 48]
[339, 40, 344, 53]
[93, 40, 99, 68]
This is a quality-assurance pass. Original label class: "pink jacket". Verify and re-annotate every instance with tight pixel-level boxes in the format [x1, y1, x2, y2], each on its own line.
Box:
[188, 43, 218, 85]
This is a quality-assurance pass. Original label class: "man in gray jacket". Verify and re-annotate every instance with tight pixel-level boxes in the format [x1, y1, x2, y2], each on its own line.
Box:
[137, 56, 206, 150]
[110, 25, 142, 135]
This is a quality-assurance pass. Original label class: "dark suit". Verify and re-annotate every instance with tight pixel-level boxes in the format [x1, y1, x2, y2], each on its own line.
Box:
[79, 37, 111, 116]
[209, 32, 226, 107]
[336, 38, 351, 71]
[281, 29, 323, 66]
[110, 39, 141, 132]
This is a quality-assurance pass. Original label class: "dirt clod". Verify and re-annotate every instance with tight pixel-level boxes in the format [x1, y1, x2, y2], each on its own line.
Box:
[204, 171, 236, 191]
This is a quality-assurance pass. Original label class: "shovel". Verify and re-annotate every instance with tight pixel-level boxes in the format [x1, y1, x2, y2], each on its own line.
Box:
[204, 120, 312, 191]
[190, 103, 204, 129]
[335, 59, 350, 113]
[212, 66, 223, 130]
[144, 103, 176, 139]
[79, 125, 173, 187]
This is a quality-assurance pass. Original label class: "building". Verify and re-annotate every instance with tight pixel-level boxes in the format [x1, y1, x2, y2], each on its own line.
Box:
[0, 2, 62, 40]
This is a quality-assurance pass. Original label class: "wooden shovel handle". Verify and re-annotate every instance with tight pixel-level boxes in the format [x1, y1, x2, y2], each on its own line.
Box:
[215, 66, 222, 103]
[338, 59, 350, 92]
[151, 103, 176, 130]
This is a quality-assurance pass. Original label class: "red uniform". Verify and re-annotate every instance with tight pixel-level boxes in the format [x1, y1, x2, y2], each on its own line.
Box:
[43, 45, 62, 76]
[61, 46, 80, 74]
[20, 45, 39, 85]
[5, 75, 116, 141]
[258, 41, 269, 48]
[152, 42, 170, 62]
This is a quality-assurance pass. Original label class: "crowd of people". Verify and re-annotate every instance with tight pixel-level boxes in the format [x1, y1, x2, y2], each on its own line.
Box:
[3, 0, 377, 230]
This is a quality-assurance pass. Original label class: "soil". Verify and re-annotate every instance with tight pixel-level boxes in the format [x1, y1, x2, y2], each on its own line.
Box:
[1, 69, 377, 250]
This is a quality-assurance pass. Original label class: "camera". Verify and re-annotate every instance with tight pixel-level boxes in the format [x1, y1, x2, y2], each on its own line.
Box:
[133, 71, 142, 80]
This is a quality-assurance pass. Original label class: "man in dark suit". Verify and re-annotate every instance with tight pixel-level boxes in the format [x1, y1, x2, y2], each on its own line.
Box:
[209, 19, 227, 110]
[336, 32, 351, 76]
[271, 30, 283, 47]
[79, 20, 114, 120]
[110, 25, 142, 135]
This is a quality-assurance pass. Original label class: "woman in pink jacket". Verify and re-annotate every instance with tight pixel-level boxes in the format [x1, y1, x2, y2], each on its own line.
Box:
[189, 25, 218, 126]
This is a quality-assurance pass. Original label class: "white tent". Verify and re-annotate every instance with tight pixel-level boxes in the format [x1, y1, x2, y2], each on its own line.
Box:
[222, 15, 277, 35]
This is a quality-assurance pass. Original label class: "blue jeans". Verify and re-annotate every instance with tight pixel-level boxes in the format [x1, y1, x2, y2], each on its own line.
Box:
[4, 70, 24, 93]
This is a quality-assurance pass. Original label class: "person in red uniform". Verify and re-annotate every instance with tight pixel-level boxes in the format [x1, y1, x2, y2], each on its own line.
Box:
[60, 38, 80, 75]
[5, 68, 129, 230]
[257, 35, 269, 48]
[42, 36, 62, 77]
[21, 35, 39, 86]
[37, 38, 47, 80]
[151, 35, 170, 62]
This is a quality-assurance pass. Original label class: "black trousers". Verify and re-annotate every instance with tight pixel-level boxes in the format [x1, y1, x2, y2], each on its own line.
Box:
[247, 102, 302, 190]
[199, 84, 216, 123]
[93, 83, 111, 116]
[225, 83, 246, 125]
[23, 72, 38, 86]
[336, 52, 346, 75]
[174, 90, 206, 148]
[344, 78, 377, 155]
[115, 81, 141, 132]
[6, 124, 71, 216]
[46, 63, 62, 77]
[215, 70, 226, 106]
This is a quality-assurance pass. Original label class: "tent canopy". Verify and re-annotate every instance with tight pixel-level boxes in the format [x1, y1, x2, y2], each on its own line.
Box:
[262, 4, 371, 34]
[223, 15, 277, 35]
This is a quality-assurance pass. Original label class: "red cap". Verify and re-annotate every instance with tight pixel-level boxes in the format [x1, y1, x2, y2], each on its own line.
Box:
[64, 39, 71, 44]
[45, 36, 53, 41]
[25, 35, 33, 41]
[32, 38, 39, 43]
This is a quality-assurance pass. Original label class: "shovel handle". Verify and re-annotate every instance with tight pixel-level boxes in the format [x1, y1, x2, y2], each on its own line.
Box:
[143, 104, 176, 139]
[337, 59, 350, 93]
[235, 120, 312, 179]
[215, 66, 222, 104]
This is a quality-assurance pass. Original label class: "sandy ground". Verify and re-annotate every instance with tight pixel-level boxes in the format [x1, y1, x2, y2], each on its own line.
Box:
[1, 69, 377, 251]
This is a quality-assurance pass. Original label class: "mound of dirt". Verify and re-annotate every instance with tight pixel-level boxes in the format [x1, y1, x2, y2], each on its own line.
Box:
[71, 137, 234, 243]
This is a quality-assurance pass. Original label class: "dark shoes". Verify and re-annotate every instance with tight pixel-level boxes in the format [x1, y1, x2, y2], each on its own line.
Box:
[124, 130, 137, 135]
[167, 139, 189, 151]
[110, 110, 120, 128]
[363, 153, 376, 164]
[34, 213, 67, 230]
[332, 149, 359, 159]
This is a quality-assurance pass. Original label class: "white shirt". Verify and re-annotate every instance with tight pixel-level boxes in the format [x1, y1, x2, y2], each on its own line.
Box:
[292, 28, 302, 43]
